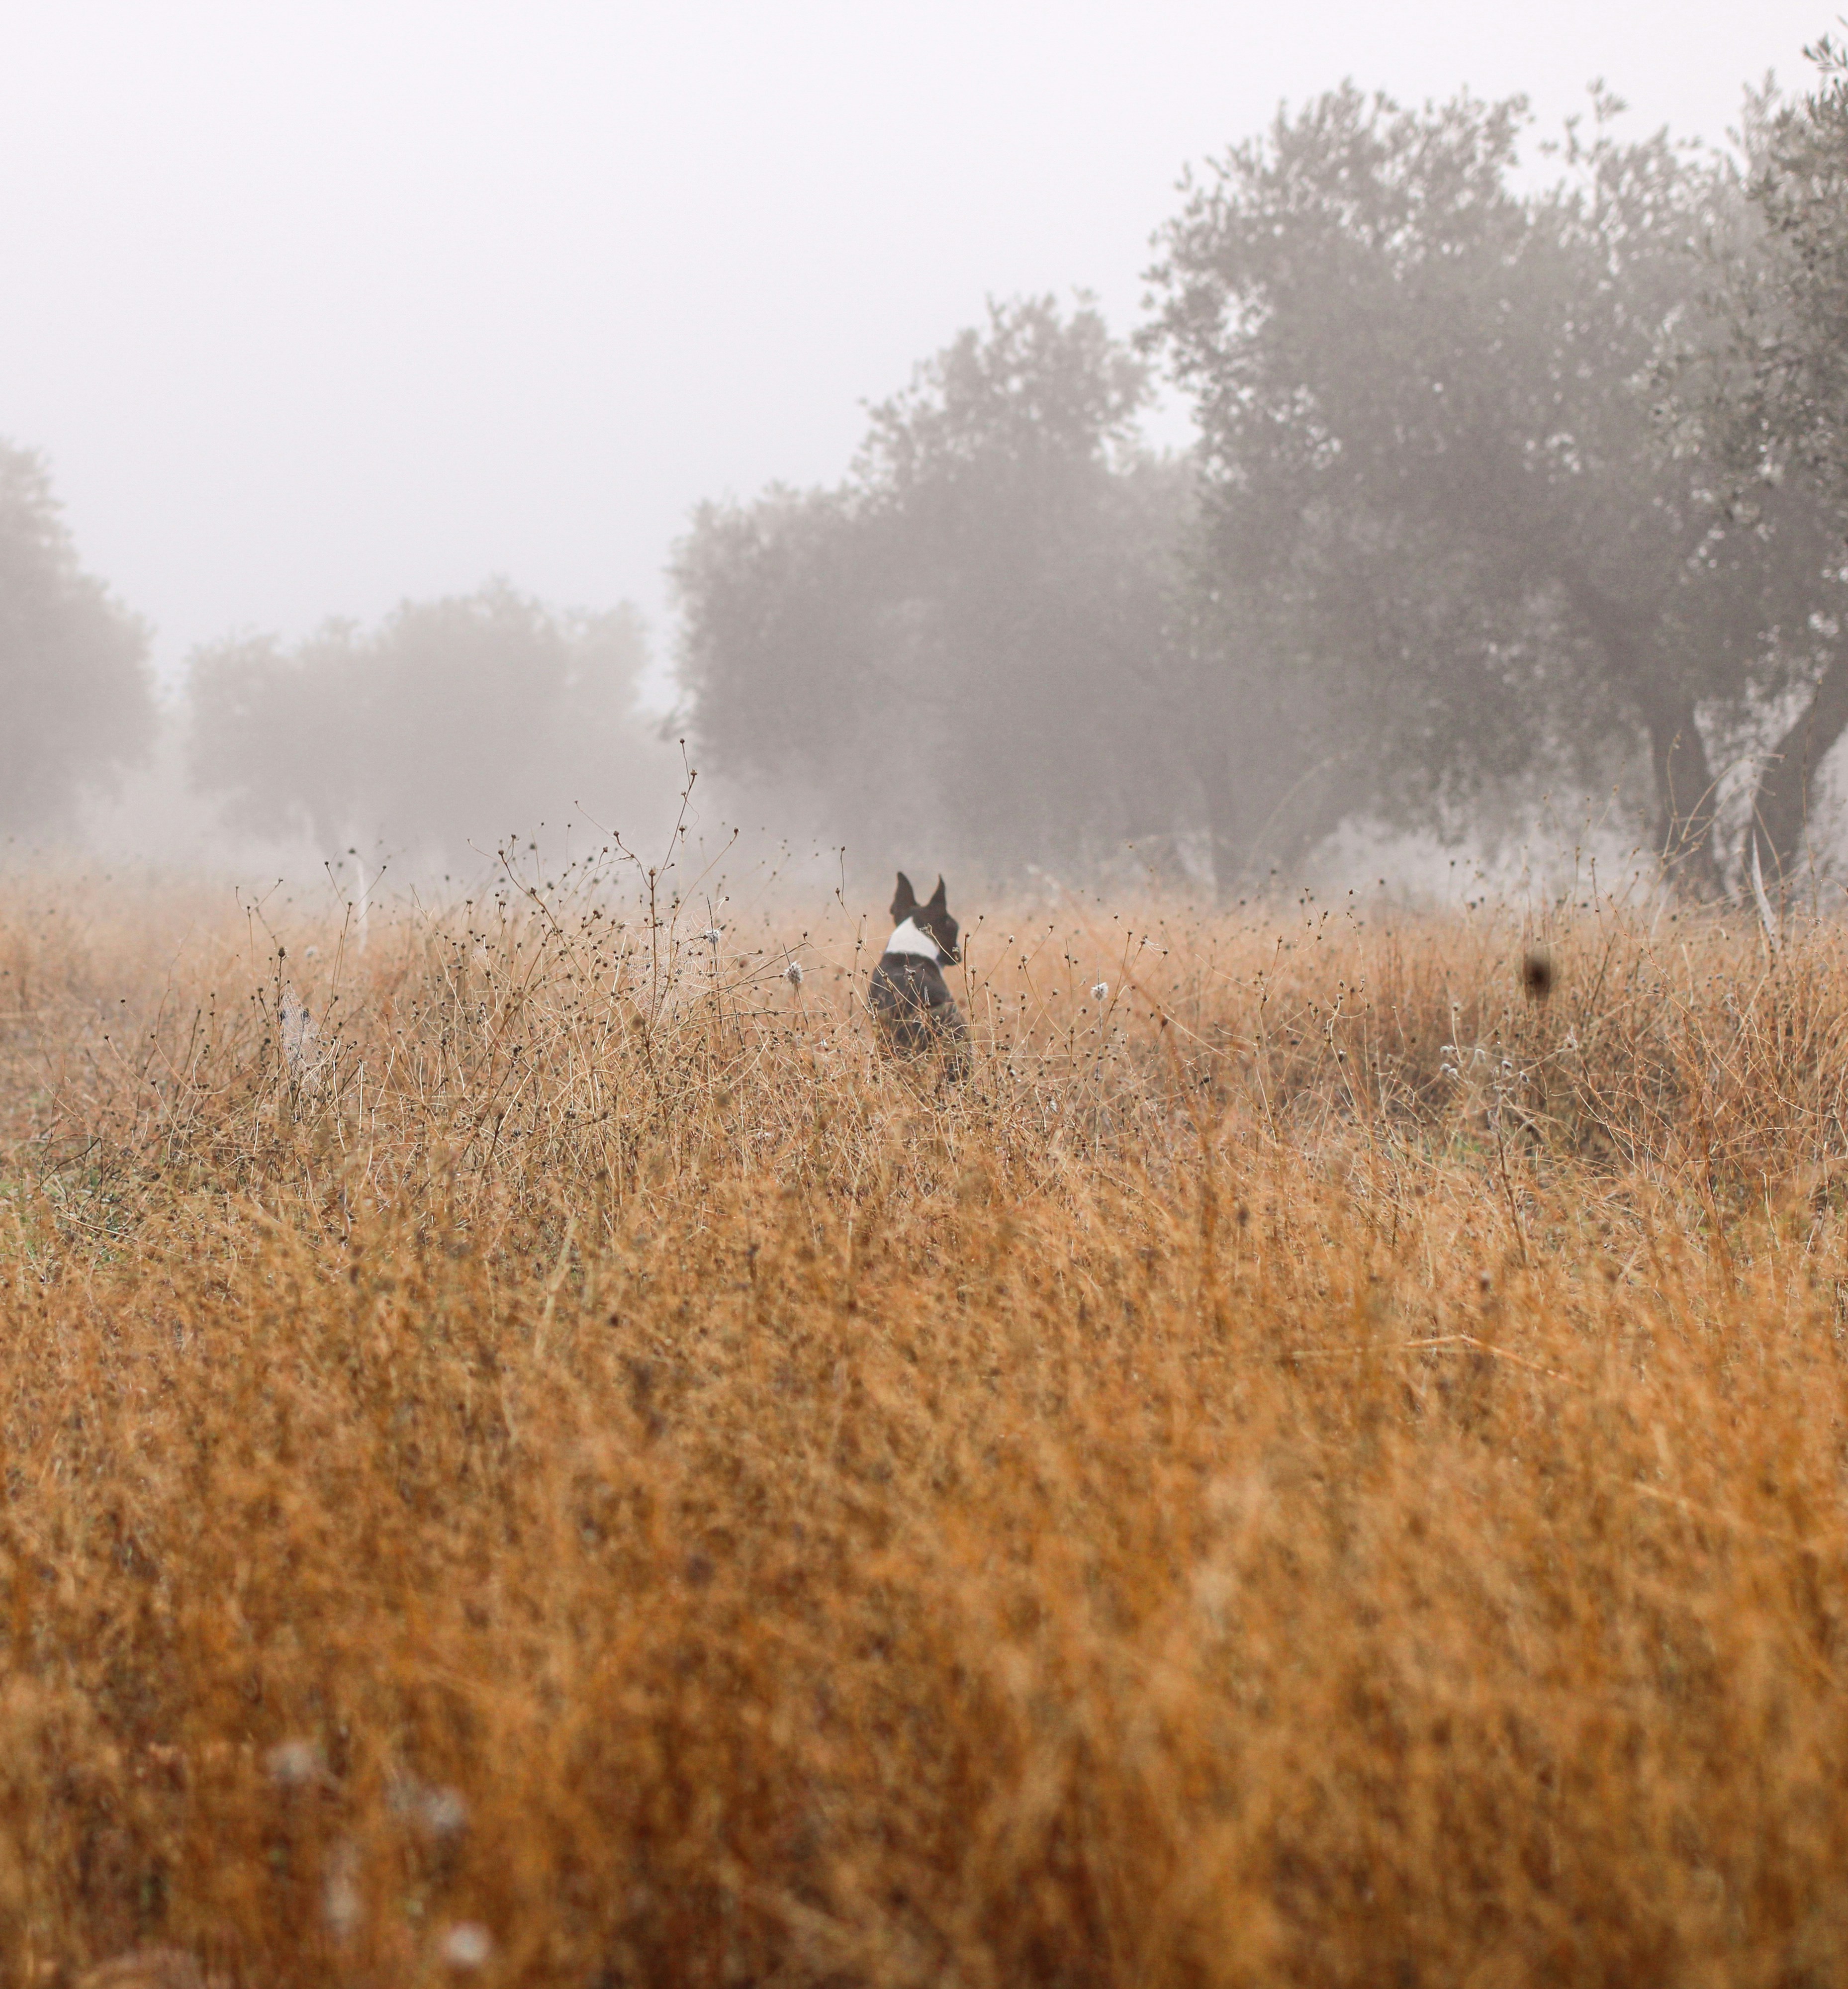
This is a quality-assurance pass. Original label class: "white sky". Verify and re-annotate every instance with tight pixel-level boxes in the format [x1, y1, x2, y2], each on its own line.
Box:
[2, 0, 1829, 693]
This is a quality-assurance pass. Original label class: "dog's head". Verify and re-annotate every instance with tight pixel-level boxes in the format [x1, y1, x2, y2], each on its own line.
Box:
[891, 872, 960, 966]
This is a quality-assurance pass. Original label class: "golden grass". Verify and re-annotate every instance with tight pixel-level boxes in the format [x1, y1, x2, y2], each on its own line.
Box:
[5, 858, 1848, 1986]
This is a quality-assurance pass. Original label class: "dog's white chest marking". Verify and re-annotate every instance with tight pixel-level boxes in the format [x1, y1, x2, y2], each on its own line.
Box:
[883, 917, 942, 961]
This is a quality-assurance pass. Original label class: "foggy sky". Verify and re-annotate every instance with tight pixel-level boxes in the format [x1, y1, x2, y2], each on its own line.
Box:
[3, 0, 1826, 696]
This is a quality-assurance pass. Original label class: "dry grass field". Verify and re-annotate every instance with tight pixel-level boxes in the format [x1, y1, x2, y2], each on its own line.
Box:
[5, 852, 1848, 1987]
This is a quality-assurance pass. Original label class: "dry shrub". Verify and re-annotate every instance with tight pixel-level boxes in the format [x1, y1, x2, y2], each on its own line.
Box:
[3, 862, 1848, 1985]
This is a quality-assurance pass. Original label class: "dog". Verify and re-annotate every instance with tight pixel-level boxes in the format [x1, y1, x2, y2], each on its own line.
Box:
[869, 872, 968, 1066]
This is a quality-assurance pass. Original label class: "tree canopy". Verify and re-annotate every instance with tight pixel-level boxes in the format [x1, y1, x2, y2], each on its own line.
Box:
[1147, 84, 1845, 892]
[23, 48, 1848, 900]
[186, 584, 659, 864]
[674, 297, 1192, 880]
[0, 441, 153, 834]
[677, 79, 1848, 898]
[1670, 46, 1848, 877]
[1700, 46, 1848, 517]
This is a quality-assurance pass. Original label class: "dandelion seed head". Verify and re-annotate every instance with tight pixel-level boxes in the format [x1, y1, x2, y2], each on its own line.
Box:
[420, 1786, 468, 1837]
[440, 1922, 493, 1970]
[389, 1775, 468, 1838]
[266, 1737, 324, 1788]
[323, 1844, 363, 1939]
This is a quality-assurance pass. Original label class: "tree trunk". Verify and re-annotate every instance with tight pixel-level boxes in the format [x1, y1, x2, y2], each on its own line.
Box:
[1191, 740, 1259, 901]
[1565, 576, 1724, 896]
[1643, 689, 1726, 898]
[1748, 650, 1848, 885]
[1192, 728, 1348, 902]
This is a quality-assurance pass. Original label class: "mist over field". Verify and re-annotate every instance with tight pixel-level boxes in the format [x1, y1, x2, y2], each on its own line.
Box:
[15, 8, 1848, 1983]
[4, 0, 1846, 904]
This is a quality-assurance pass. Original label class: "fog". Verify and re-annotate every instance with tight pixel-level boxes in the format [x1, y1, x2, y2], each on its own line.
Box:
[3, 0, 1842, 899]
[5, 0, 1821, 680]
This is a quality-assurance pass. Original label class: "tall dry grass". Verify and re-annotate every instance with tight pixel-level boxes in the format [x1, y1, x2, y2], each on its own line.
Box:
[4, 856, 1848, 1986]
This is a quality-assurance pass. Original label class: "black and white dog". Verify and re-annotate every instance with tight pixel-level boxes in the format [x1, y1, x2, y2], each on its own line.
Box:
[869, 872, 968, 1063]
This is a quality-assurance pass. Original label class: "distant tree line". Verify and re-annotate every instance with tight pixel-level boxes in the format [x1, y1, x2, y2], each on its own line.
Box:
[185, 587, 659, 864]
[0, 460, 668, 864]
[9, 41, 1848, 895]
[676, 53, 1848, 896]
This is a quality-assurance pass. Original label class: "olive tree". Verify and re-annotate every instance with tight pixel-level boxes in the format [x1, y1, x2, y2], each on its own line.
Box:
[674, 297, 1188, 879]
[186, 584, 659, 865]
[0, 441, 153, 833]
[1148, 86, 1844, 891]
[1672, 46, 1848, 878]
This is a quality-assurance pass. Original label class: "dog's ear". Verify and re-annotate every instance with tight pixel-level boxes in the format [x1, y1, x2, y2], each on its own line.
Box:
[892, 872, 918, 918]
[927, 875, 948, 911]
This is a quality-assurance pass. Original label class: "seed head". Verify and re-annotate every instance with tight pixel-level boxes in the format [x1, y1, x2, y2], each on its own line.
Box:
[421, 1786, 468, 1836]
[1091, 981, 1109, 1002]
[323, 1843, 363, 1940]
[389, 1775, 468, 1838]
[440, 1923, 493, 1970]
[266, 1737, 325, 1788]
[783, 959, 804, 986]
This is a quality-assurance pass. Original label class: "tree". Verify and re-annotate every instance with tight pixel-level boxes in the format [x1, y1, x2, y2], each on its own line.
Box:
[1148, 86, 1845, 892]
[1699, 51, 1848, 514]
[674, 297, 1191, 878]
[1673, 47, 1848, 879]
[0, 441, 153, 833]
[186, 583, 661, 864]
[671, 484, 894, 830]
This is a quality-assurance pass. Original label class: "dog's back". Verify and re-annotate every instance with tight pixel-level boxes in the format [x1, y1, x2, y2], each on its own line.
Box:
[870, 952, 963, 1055]
[869, 872, 968, 1066]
